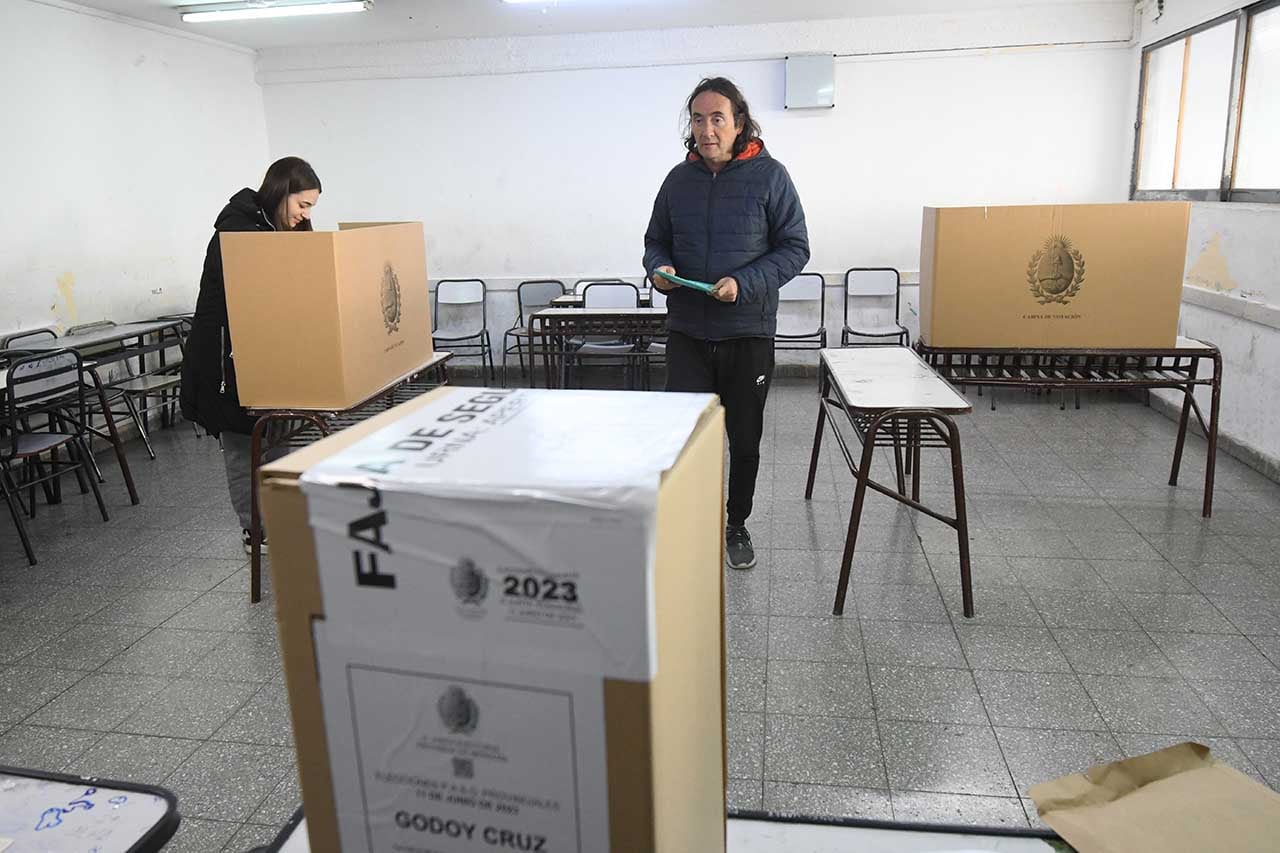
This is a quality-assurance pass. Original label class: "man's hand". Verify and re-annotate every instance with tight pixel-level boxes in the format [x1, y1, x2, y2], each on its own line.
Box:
[711, 276, 739, 303]
[651, 265, 677, 292]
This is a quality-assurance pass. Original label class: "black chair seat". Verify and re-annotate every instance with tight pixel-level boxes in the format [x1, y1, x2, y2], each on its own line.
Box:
[2, 348, 109, 565]
[10, 431, 76, 460]
[777, 328, 825, 339]
[114, 374, 181, 394]
[844, 323, 908, 337]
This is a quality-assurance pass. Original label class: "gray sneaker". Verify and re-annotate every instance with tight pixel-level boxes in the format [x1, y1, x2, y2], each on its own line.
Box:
[242, 529, 268, 555]
[726, 525, 756, 570]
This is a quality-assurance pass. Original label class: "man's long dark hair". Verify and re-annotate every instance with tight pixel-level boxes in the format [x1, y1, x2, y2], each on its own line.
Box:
[683, 77, 761, 160]
[257, 156, 321, 231]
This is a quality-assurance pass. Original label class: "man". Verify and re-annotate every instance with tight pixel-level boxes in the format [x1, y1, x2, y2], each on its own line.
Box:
[643, 77, 810, 570]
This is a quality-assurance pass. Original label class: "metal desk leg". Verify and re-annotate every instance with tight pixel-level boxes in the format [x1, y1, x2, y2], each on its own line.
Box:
[892, 425, 907, 497]
[534, 320, 554, 390]
[249, 417, 270, 604]
[1, 466, 37, 564]
[523, 321, 540, 389]
[87, 367, 139, 505]
[941, 414, 974, 618]
[834, 413, 883, 617]
[120, 393, 156, 460]
[135, 334, 146, 388]
[75, 435, 109, 523]
[517, 333, 532, 389]
[525, 337, 537, 389]
[1169, 358, 1200, 489]
[158, 336, 170, 429]
[911, 421, 922, 504]
[804, 371, 829, 501]
[1203, 351, 1222, 518]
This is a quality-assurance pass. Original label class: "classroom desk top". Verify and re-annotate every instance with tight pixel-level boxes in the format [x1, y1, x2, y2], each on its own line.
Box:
[18, 320, 184, 352]
[532, 306, 668, 318]
[822, 346, 971, 413]
[0, 766, 178, 852]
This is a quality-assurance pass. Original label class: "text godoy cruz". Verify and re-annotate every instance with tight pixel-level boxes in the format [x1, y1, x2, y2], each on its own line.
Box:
[394, 812, 547, 850]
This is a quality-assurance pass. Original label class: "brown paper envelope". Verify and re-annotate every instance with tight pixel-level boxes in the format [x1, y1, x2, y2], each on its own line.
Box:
[1030, 742, 1280, 853]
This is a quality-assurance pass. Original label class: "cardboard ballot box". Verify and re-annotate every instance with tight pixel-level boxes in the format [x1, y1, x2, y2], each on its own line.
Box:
[258, 387, 728, 853]
[221, 222, 432, 410]
[919, 202, 1191, 349]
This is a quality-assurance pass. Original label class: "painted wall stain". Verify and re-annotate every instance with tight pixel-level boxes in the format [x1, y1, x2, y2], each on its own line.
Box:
[1185, 233, 1238, 293]
[54, 270, 80, 327]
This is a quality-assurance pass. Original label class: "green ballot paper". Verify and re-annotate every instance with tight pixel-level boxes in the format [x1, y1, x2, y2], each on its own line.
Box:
[654, 269, 715, 294]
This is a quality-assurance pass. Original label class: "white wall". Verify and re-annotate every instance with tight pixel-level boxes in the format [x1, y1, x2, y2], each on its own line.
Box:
[1164, 205, 1280, 478]
[264, 46, 1135, 283]
[262, 30, 1136, 372]
[0, 0, 269, 337]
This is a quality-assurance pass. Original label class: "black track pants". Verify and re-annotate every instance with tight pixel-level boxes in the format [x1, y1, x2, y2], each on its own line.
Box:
[665, 330, 773, 527]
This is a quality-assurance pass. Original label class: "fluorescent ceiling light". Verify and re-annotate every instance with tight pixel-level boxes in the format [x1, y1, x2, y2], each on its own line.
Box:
[180, 1, 372, 23]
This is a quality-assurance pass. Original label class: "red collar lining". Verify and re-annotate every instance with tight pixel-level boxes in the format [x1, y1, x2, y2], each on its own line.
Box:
[687, 138, 764, 165]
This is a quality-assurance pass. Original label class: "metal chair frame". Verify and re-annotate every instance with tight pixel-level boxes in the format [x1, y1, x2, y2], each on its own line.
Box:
[1, 349, 108, 565]
[775, 272, 828, 352]
[841, 267, 909, 347]
[501, 280, 565, 387]
[433, 279, 495, 381]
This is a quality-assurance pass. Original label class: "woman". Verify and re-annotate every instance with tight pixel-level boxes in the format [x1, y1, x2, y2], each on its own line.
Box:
[180, 157, 321, 553]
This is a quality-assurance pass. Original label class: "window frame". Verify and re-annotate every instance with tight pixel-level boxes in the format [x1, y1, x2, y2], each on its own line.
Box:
[1130, 0, 1280, 203]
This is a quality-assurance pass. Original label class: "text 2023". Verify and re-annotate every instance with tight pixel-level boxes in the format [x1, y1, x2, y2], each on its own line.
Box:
[502, 574, 578, 604]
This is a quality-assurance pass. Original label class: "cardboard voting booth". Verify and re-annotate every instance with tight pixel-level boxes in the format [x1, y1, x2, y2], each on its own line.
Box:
[919, 202, 1191, 348]
[221, 222, 432, 410]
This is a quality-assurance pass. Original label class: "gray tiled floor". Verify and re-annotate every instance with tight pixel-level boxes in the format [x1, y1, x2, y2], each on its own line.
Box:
[0, 425, 296, 849]
[2, 377, 1279, 843]
[732, 379, 1280, 827]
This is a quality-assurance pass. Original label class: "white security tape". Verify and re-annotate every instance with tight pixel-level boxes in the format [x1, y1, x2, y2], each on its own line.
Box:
[301, 387, 714, 682]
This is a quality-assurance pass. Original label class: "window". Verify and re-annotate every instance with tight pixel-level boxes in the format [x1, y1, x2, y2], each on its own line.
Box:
[1136, 39, 1185, 191]
[1132, 1, 1280, 202]
[1235, 5, 1280, 188]
[1177, 22, 1237, 188]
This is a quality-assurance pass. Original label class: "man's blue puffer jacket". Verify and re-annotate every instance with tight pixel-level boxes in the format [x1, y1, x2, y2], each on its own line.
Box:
[643, 139, 810, 341]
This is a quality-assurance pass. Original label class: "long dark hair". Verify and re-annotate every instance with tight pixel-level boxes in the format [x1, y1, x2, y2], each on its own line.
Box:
[257, 157, 321, 231]
[683, 77, 761, 160]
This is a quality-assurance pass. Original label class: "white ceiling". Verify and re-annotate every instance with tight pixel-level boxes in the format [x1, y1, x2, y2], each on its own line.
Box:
[72, 0, 1130, 50]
